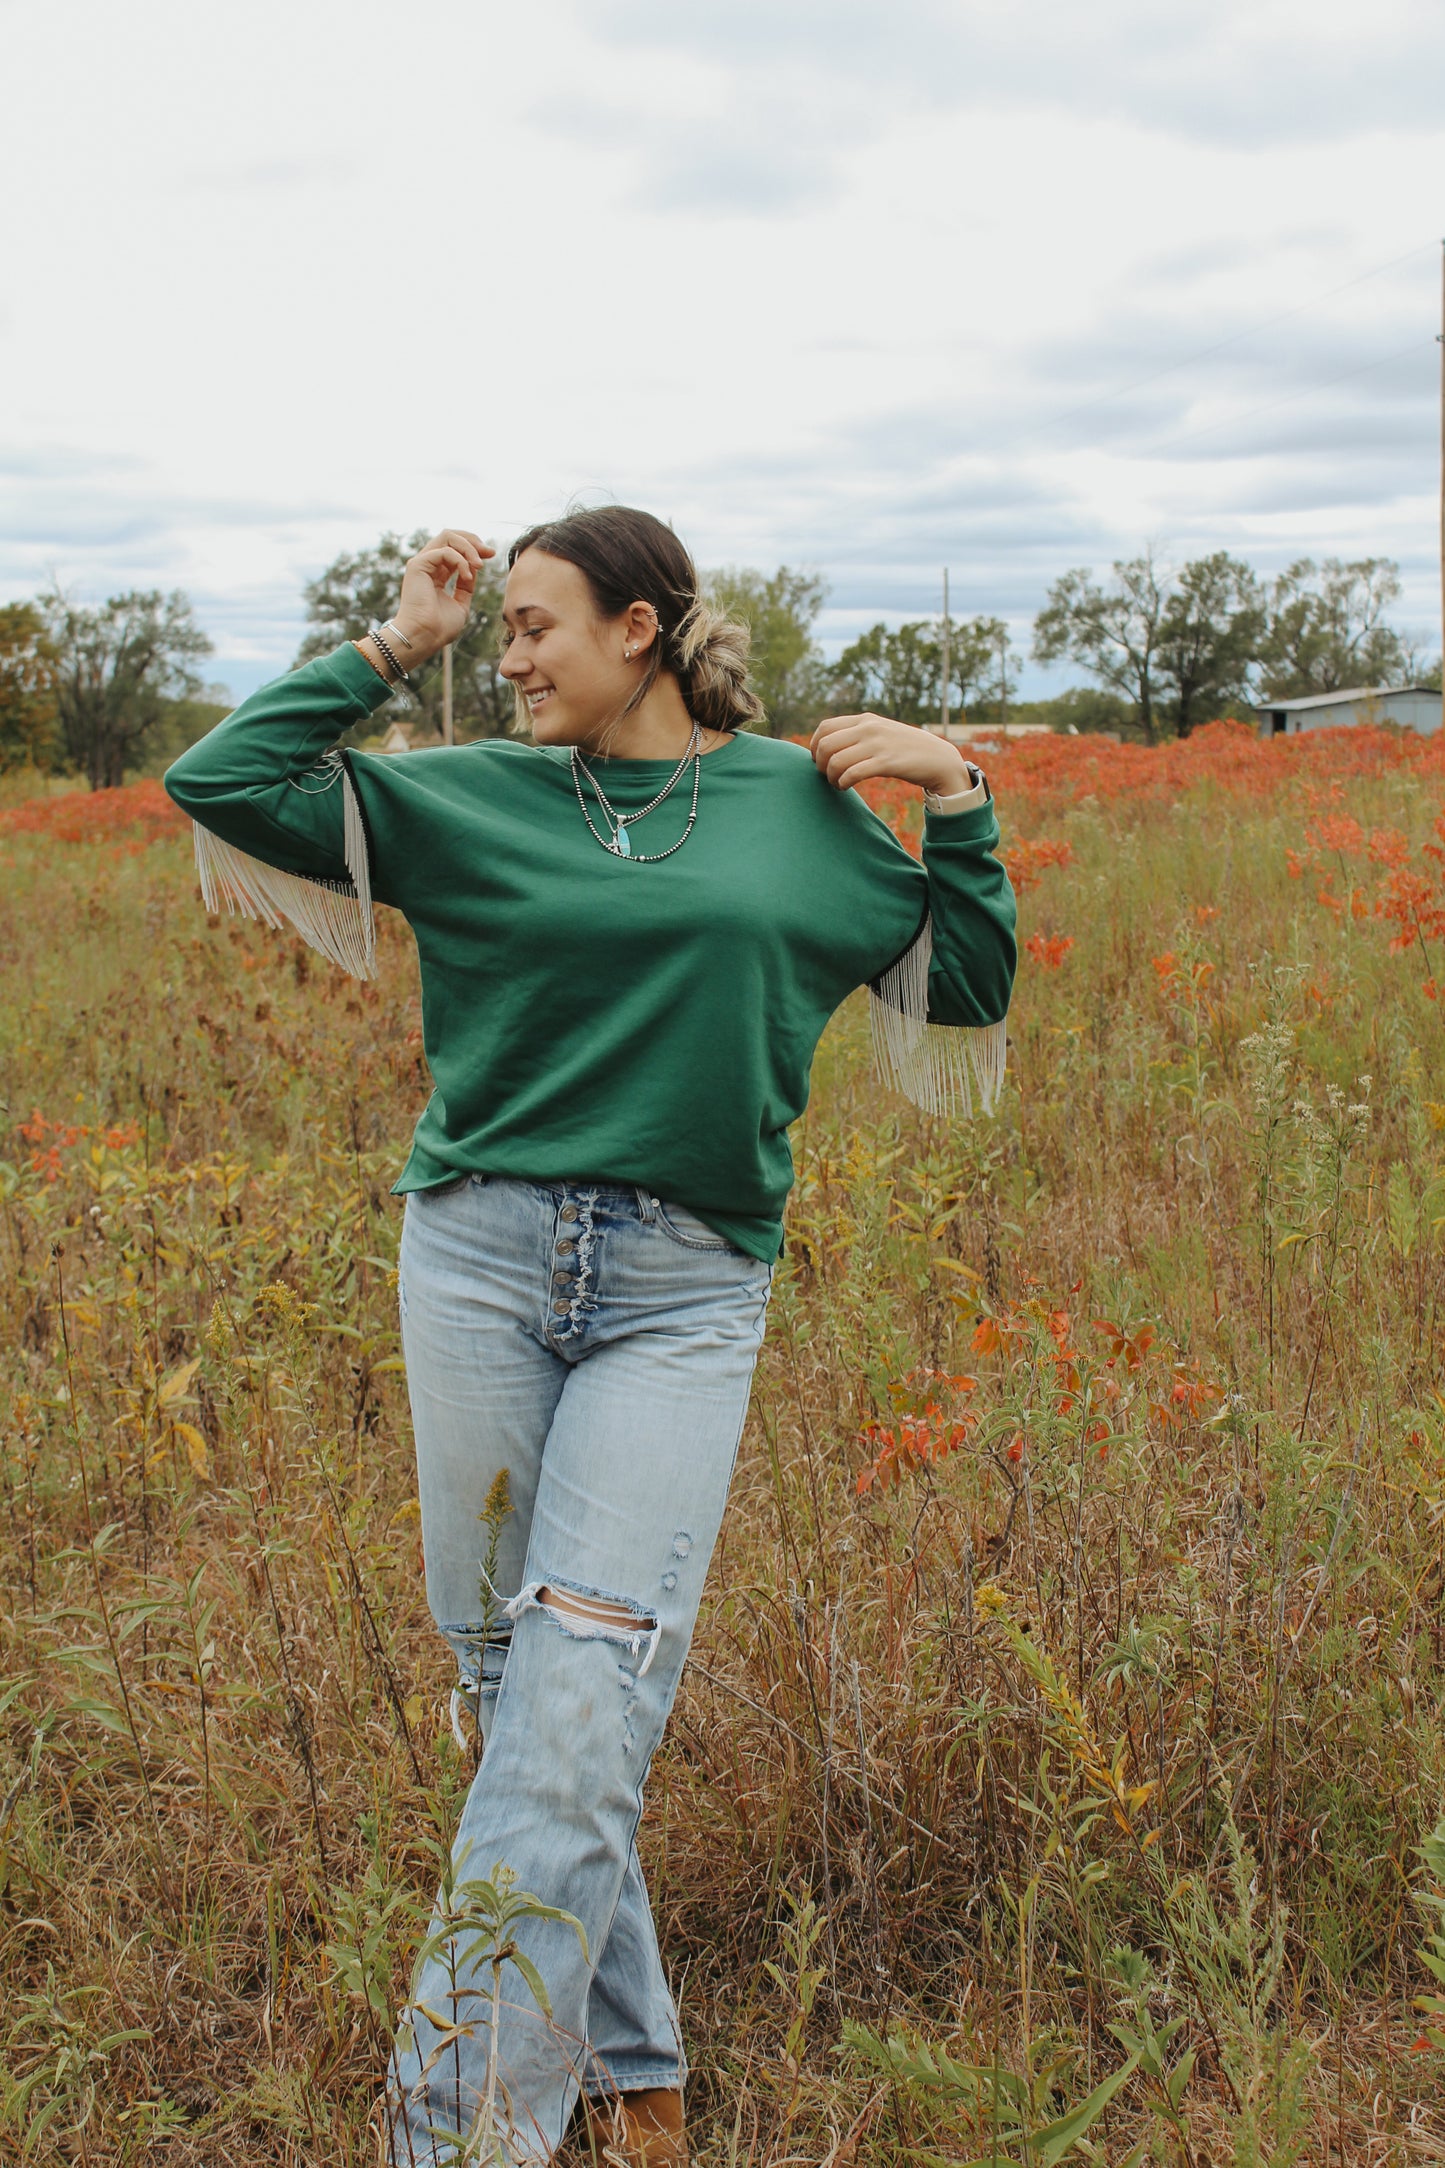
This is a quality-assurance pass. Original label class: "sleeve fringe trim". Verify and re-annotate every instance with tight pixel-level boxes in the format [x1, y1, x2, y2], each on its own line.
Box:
[190, 765, 376, 981]
[868, 912, 1008, 1117]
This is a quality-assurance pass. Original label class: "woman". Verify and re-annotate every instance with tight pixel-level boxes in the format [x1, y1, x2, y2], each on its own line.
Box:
[164, 509, 1017, 2166]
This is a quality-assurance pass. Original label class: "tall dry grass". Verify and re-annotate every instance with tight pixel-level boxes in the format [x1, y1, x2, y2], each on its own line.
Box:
[2, 725, 1445, 2163]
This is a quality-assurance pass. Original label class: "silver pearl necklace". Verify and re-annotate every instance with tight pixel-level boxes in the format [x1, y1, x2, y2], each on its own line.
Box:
[570, 723, 703, 860]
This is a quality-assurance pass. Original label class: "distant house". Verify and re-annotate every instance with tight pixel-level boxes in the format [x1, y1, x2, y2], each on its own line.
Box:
[1255, 685, 1441, 738]
[376, 719, 446, 754]
[923, 721, 1063, 749]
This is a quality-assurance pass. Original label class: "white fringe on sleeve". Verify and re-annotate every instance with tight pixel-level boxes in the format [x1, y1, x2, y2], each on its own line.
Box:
[868, 912, 1008, 1117]
[191, 754, 376, 981]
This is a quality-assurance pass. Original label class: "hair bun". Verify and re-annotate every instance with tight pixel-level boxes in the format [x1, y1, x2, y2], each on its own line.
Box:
[672, 599, 766, 733]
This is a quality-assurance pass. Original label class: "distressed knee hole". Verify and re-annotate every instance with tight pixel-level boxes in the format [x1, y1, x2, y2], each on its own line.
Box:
[536, 1585, 657, 1634]
[503, 1578, 662, 1676]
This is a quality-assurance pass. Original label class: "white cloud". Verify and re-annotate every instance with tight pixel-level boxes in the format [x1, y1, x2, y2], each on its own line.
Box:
[0, 0, 1439, 698]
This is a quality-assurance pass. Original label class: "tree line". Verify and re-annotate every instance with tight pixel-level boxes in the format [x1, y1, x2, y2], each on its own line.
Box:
[1034, 549, 1438, 744]
[0, 592, 222, 790]
[2, 536, 1436, 787]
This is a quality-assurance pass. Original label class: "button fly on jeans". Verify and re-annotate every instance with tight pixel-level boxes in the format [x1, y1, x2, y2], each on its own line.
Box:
[552, 1298, 570, 1315]
[560, 1204, 579, 1223]
[552, 1272, 570, 1287]
[557, 1240, 576, 1256]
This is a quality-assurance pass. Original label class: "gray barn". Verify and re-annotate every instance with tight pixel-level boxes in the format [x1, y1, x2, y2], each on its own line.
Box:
[1255, 685, 1442, 737]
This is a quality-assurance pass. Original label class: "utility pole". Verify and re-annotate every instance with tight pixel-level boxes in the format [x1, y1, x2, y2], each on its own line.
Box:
[1438, 237, 1444, 723]
[998, 625, 1009, 728]
[940, 568, 951, 735]
[442, 642, 454, 746]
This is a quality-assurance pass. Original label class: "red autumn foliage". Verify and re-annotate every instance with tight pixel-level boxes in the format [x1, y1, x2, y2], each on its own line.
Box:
[1151, 952, 1215, 1006]
[855, 1294, 1226, 1497]
[1287, 806, 1445, 986]
[856, 1365, 979, 1493]
[956, 1301, 1223, 1475]
[980, 715, 1445, 815]
[1025, 932, 1074, 971]
[856, 1409, 979, 1493]
[1092, 1318, 1157, 1370]
[1368, 826, 1411, 869]
[1307, 813, 1366, 858]
[0, 779, 186, 846]
[795, 717, 1445, 890]
[855, 774, 923, 857]
[779, 718, 1444, 842]
[14, 1109, 141, 1181]
[1001, 836, 1074, 893]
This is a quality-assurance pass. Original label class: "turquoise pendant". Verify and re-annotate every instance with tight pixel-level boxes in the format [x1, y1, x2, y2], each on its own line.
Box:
[613, 825, 631, 857]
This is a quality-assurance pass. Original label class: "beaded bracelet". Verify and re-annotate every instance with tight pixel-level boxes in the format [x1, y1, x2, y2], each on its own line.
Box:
[366, 622, 413, 689]
[351, 640, 393, 688]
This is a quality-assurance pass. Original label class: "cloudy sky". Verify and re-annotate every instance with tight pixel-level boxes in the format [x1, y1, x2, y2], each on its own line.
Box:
[3, 0, 1441, 702]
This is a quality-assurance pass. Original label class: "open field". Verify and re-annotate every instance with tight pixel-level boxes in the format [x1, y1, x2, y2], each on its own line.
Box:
[3, 720, 1445, 2164]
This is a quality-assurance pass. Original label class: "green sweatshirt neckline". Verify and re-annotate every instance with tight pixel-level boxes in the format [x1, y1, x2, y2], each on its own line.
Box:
[534, 732, 750, 782]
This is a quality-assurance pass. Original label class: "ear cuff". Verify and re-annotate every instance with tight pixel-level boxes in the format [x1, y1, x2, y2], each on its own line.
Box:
[625, 609, 662, 663]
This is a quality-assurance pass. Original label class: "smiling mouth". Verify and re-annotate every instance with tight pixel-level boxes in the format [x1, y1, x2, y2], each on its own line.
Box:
[525, 687, 555, 712]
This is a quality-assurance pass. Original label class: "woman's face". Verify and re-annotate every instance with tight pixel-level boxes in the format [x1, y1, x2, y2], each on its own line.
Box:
[499, 548, 637, 747]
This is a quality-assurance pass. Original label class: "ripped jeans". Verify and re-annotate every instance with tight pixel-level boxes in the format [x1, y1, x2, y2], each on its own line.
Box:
[389, 1173, 774, 2165]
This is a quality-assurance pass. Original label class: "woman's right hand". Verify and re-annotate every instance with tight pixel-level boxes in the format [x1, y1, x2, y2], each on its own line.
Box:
[390, 530, 496, 665]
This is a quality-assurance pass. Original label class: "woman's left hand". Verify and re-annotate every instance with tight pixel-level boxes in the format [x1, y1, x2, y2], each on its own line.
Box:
[809, 712, 973, 796]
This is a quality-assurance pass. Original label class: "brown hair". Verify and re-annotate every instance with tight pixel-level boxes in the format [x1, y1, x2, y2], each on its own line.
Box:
[506, 504, 765, 737]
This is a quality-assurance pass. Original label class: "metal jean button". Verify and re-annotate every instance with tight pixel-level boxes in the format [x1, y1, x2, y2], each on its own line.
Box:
[560, 1204, 578, 1223]
[552, 1298, 570, 1315]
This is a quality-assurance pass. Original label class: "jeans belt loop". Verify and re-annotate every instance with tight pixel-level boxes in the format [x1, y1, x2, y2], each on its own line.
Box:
[634, 1187, 657, 1223]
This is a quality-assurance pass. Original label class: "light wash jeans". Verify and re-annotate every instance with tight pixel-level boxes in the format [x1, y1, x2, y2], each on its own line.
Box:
[388, 1173, 775, 2165]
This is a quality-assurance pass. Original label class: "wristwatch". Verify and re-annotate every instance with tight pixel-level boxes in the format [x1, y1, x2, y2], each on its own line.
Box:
[924, 760, 987, 812]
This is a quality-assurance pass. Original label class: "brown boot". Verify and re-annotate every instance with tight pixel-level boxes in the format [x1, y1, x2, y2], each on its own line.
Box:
[580, 2087, 687, 2167]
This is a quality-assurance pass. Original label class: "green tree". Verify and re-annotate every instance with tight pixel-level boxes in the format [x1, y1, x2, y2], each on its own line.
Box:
[131, 691, 234, 777]
[1033, 554, 1169, 744]
[999, 687, 1135, 736]
[704, 566, 828, 735]
[1398, 632, 1442, 688]
[831, 614, 1011, 727]
[832, 620, 940, 725]
[42, 589, 212, 789]
[1258, 556, 1409, 698]
[0, 603, 59, 773]
[1156, 553, 1265, 736]
[297, 529, 513, 740]
[949, 615, 1015, 724]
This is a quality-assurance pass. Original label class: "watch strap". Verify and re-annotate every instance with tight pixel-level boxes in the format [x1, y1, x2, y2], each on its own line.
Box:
[924, 761, 987, 812]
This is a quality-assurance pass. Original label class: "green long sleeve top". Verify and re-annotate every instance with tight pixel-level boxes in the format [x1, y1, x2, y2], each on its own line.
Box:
[164, 643, 1017, 1262]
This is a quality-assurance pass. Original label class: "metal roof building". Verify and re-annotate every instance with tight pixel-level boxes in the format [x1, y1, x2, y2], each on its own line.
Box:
[1255, 684, 1441, 737]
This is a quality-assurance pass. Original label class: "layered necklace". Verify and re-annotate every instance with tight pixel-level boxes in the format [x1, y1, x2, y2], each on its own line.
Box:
[570, 721, 704, 861]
